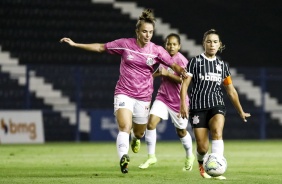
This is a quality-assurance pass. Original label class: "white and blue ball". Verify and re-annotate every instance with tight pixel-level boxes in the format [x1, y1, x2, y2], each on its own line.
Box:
[203, 153, 227, 177]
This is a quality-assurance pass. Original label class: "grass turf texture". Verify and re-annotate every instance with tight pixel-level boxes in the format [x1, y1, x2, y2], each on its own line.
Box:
[0, 140, 281, 184]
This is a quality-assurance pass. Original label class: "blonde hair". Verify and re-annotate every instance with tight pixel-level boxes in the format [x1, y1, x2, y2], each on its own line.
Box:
[136, 9, 156, 30]
[203, 29, 225, 53]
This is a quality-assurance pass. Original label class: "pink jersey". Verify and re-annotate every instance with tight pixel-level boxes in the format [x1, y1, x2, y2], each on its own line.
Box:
[105, 38, 173, 102]
[155, 52, 189, 112]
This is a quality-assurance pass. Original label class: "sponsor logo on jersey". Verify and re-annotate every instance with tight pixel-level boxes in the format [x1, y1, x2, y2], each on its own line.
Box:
[199, 72, 221, 84]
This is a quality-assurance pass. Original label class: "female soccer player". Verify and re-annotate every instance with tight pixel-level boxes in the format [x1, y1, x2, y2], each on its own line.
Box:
[180, 29, 251, 180]
[60, 9, 187, 174]
[139, 33, 194, 171]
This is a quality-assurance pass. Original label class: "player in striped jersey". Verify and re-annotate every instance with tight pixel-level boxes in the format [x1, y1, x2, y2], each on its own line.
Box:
[180, 29, 251, 180]
[139, 33, 194, 171]
[60, 9, 188, 174]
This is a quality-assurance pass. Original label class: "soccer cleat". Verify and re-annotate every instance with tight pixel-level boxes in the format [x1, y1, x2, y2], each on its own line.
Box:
[182, 154, 195, 171]
[120, 154, 130, 174]
[139, 155, 157, 169]
[213, 175, 226, 180]
[199, 164, 212, 178]
[131, 138, 141, 153]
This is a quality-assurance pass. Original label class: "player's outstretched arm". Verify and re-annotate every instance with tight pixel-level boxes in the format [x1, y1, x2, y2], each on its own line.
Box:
[170, 63, 188, 79]
[224, 83, 251, 122]
[155, 67, 182, 83]
[179, 76, 192, 119]
[60, 37, 105, 53]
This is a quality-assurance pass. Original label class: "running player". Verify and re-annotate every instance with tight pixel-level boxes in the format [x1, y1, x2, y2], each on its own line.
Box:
[139, 33, 194, 171]
[180, 29, 251, 180]
[60, 9, 187, 174]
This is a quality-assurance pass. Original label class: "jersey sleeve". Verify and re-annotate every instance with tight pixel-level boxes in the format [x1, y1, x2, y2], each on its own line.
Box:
[186, 57, 196, 77]
[154, 45, 174, 67]
[104, 38, 126, 55]
[175, 53, 189, 68]
[223, 62, 231, 79]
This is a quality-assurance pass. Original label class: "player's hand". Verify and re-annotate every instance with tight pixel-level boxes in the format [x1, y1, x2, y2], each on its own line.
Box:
[241, 112, 251, 122]
[179, 104, 189, 119]
[181, 69, 188, 79]
[159, 67, 169, 76]
[60, 37, 76, 46]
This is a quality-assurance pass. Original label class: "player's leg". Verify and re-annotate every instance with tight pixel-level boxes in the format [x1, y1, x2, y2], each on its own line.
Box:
[139, 100, 168, 169]
[190, 110, 211, 178]
[176, 128, 195, 171]
[208, 109, 226, 180]
[114, 95, 134, 174]
[169, 108, 195, 171]
[193, 127, 211, 178]
[130, 99, 151, 153]
[131, 123, 146, 153]
[115, 108, 132, 174]
[139, 114, 160, 169]
[209, 114, 225, 155]
[208, 107, 226, 156]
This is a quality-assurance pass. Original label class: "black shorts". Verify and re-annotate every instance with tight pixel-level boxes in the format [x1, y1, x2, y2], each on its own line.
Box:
[189, 106, 226, 129]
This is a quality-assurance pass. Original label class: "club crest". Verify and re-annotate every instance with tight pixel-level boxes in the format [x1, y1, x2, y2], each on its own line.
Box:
[192, 115, 200, 125]
[146, 57, 154, 66]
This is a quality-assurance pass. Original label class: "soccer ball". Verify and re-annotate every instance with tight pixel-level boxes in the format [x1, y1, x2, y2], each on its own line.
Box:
[203, 153, 227, 177]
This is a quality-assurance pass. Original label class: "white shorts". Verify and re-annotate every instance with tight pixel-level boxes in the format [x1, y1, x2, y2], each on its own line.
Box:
[114, 94, 150, 124]
[150, 100, 188, 129]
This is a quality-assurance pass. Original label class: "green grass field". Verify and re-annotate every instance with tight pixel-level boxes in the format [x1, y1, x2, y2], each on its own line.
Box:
[0, 140, 281, 184]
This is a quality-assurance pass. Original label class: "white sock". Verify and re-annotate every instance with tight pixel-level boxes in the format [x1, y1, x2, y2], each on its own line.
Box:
[180, 133, 193, 157]
[116, 131, 129, 159]
[211, 140, 224, 156]
[197, 151, 208, 162]
[145, 129, 157, 155]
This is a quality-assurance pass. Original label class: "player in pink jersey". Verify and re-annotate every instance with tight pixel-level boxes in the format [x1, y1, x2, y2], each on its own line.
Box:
[60, 9, 187, 174]
[139, 33, 195, 171]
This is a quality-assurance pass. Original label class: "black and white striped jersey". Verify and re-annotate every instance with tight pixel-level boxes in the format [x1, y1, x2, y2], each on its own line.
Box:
[186, 53, 231, 110]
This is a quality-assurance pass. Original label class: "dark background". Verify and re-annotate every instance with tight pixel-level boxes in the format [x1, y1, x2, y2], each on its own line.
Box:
[0, 0, 281, 141]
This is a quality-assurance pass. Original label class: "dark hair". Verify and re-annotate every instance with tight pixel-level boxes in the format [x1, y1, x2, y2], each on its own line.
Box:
[165, 33, 181, 45]
[203, 29, 225, 53]
[136, 9, 156, 30]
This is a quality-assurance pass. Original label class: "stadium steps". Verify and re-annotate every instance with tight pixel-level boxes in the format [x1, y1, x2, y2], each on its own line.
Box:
[0, 47, 90, 133]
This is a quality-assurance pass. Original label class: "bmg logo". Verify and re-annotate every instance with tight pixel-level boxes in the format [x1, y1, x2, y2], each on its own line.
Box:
[199, 73, 221, 85]
[1, 118, 37, 139]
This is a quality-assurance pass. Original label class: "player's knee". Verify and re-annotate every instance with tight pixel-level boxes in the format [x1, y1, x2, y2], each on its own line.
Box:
[197, 149, 208, 156]
[176, 129, 187, 138]
[197, 142, 209, 154]
[132, 128, 145, 139]
[147, 123, 157, 130]
[118, 125, 131, 133]
[211, 130, 223, 139]
[134, 132, 145, 139]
